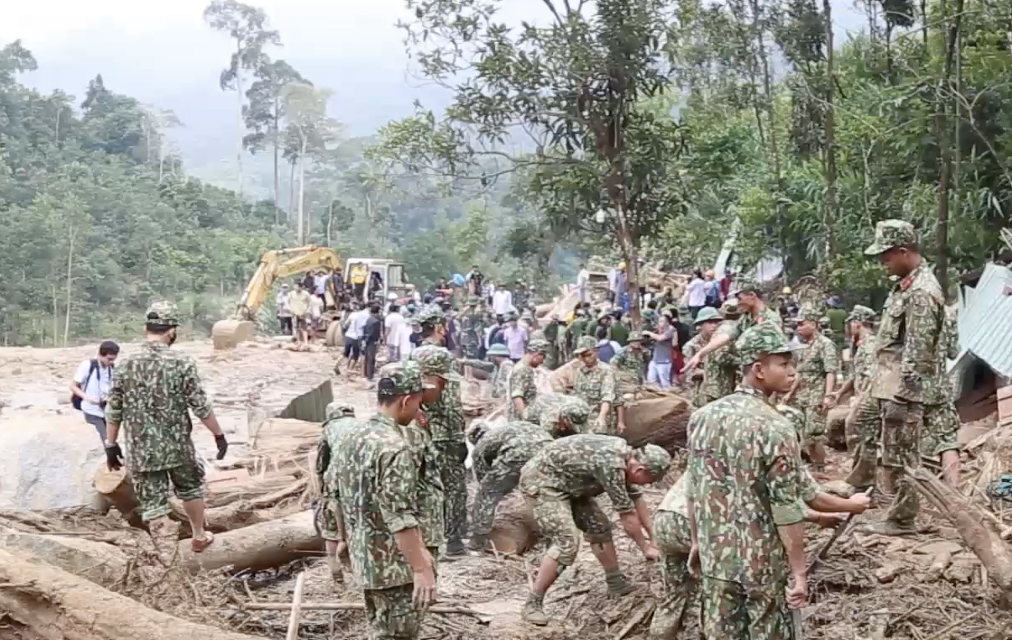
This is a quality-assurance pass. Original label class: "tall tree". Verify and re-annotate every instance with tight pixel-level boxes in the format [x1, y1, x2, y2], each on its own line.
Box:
[244, 59, 308, 219]
[281, 82, 339, 244]
[203, 0, 280, 200]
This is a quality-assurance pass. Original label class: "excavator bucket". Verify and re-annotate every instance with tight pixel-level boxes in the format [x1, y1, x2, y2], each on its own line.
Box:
[212, 319, 255, 350]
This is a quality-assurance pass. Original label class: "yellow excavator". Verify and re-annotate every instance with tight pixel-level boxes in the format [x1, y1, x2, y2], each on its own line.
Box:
[212, 245, 342, 349]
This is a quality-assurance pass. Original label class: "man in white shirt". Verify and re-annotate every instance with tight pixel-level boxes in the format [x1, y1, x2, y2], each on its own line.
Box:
[309, 293, 324, 332]
[313, 270, 329, 302]
[276, 284, 293, 335]
[686, 269, 707, 319]
[384, 304, 406, 362]
[342, 304, 371, 371]
[577, 263, 591, 304]
[70, 341, 120, 445]
[492, 286, 513, 320]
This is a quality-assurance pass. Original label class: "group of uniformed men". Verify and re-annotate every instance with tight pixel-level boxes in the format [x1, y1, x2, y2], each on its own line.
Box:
[98, 218, 961, 640]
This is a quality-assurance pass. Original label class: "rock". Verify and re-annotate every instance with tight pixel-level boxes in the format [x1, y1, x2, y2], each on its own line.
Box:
[875, 562, 905, 583]
[913, 540, 963, 556]
[925, 550, 952, 581]
[946, 554, 979, 583]
[885, 539, 907, 553]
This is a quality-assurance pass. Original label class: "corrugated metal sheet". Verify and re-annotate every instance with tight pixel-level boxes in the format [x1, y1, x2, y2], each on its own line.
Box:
[958, 263, 1012, 379]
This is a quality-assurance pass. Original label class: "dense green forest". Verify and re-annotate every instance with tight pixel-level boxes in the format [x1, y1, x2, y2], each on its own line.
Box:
[2, 0, 1010, 346]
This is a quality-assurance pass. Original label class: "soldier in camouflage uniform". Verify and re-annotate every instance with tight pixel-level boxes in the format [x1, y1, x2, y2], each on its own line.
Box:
[611, 331, 648, 389]
[508, 337, 549, 420]
[105, 302, 228, 554]
[922, 305, 961, 485]
[526, 393, 591, 438]
[487, 343, 514, 399]
[572, 336, 626, 435]
[860, 220, 948, 535]
[542, 315, 563, 370]
[466, 420, 553, 552]
[682, 307, 723, 409]
[332, 361, 437, 639]
[683, 279, 784, 374]
[830, 305, 880, 489]
[410, 343, 470, 556]
[520, 435, 672, 625]
[784, 305, 839, 472]
[316, 401, 357, 583]
[458, 296, 486, 361]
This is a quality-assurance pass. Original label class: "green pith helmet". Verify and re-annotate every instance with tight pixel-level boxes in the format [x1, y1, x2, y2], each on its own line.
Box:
[693, 307, 723, 325]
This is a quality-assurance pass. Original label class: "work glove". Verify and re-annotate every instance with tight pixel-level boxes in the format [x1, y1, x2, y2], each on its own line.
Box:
[456, 442, 469, 465]
[882, 399, 909, 424]
[105, 443, 124, 471]
[215, 434, 229, 460]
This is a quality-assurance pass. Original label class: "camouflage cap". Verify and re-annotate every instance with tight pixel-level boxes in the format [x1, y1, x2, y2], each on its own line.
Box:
[486, 343, 510, 357]
[846, 304, 876, 324]
[775, 404, 805, 436]
[377, 360, 430, 398]
[573, 335, 599, 356]
[730, 278, 761, 296]
[410, 344, 462, 382]
[416, 304, 446, 326]
[864, 219, 918, 256]
[467, 420, 491, 446]
[634, 444, 672, 482]
[146, 301, 180, 327]
[735, 323, 801, 365]
[325, 401, 356, 420]
[797, 305, 822, 323]
[555, 396, 590, 426]
[693, 306, 723, 325]
[627, 331, 644, 343]
[527, 338, 551, 354]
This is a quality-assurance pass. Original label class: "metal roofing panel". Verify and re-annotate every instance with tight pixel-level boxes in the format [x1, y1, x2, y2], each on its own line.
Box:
[959, 263, 1012, 380]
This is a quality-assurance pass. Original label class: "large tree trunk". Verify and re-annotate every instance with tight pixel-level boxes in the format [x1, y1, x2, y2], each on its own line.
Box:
[0, 531, 128, 588]
[176, 510, 322, 574]
[273, 95, 281, 223]
[235, 41, 245, 202]
[63, 227, 75, 347]
[297, 133, 307, 245]
[0, 548, 264, 640]
[823, 0, 838, 260]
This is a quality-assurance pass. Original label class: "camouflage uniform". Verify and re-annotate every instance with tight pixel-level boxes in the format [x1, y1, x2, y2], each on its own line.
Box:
[865, 220, 948, 525]
[397, 405, 445, 550]
[611, 332, 647, 389]
[789, 311, 839, 448]
[331, 363, 428, 640]
[572, 338, 623, 435]
[527, 393, 590, 437]
[844, 306, 881, 488]
[507, 338, 549, 421]
[682, 334, 707, 409]
[649, 476, 697, 639]
[700, 320, 740, 405]
[316, 402, 356, 541]
[470, 421, 553, 538]
[687, 326, 806, 640]
[520, 435, 670, 567]
[922, 305, 961, 458]
[459, 299, 485, 359]
[490, 358, 514, 399]
[411, 344, 469, 546]
[105, 304, 213, 522]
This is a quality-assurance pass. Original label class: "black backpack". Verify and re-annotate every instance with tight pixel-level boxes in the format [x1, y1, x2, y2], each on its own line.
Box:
[72, 360, 112, 411]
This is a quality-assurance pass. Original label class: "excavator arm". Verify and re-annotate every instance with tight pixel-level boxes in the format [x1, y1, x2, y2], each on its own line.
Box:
[232, 246, 342, 320]
[213, 245, 341, 349]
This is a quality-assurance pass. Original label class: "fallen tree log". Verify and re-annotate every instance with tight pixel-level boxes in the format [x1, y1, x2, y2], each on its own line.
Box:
[0, 531, 128, 587]
[0, 547, 264, 640]
[907, 466, 1012, 596]
[93, 463, 145, 529]
[177, 510, 322, 574]
[488, 494, 539, 556]
[622, 390, 691, 453]
[169, 499, 275, 534]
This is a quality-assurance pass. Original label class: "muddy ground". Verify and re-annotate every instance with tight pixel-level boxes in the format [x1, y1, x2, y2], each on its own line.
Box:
[1, 339, 1010, 639]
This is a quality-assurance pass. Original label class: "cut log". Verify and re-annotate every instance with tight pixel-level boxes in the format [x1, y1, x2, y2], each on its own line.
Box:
[907, 466, 1012, 596]
[177, 510, 322, 574]
[489, 496, 540, 556]
[0, 531, 128, 587]
[93, 463, 144, 529]
[0, 547, 264, 640]
[622, 391, 691, 453]
[169, 499, 274, 534]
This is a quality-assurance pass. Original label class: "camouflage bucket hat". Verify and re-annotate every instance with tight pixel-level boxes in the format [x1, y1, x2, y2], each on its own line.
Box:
[410, 344, 462, 382]
[573, 335, 599, 356]
[325, 401, 356, 421]
[635, 444, 672, 482]
[377, 360, 431, 398]
[864, 219, 918, 256]
[527, 338, 551, 354]
[416, 304, 446, 326]
[730, 278, 761, 297]
[556, 396, 591, 426]
[627, 331, 644, 343]
[736, 323, 801, 365]
[146, 301, 180, 327]
[467, 420, 491, 446]
[846, 304, 876, 324]
[486, 343, 510, 357]
[693, 306, 723, 325]
[797, 305, 822, 323]
[775, 404, 805, 436]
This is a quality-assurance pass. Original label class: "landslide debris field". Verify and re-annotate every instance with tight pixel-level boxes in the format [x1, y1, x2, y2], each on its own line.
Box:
[1, 340, 1010, 640]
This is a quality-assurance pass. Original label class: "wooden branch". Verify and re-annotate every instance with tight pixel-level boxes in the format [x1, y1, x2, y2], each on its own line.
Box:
[285, 572, 306, 640]
[240, 601, 492, 622]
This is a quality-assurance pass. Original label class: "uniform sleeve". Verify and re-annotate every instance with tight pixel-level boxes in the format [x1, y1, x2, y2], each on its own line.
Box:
[596, 462, 636, 513]
[765, 424, 806, 526]
[798, 467, 820, 503]
[510, 367, 530, 400]
[898, 290, 942, 403]
[823, 340, 839, 375]
[181, 358, 214, 419]
[377, 449, 422, 533]
[105, 367, 125, 425]
[601, 369, 620, 406]
[472, 429, 505, 480]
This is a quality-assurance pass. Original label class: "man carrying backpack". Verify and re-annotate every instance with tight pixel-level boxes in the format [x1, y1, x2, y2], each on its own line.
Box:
[70, 341, 120, 445]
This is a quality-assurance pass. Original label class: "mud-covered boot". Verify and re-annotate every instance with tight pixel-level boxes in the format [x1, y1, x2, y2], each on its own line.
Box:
[444, 538, 467, 558]
[605, 569, 634, 596]
[522, 592, 549, 626]
[326, 554, 344, 585]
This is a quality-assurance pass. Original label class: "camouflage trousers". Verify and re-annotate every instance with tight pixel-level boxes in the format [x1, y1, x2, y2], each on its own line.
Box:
[845, 393, 881, 488]
[921, 401, 960, 458]
[434, 441, 468, 543]
[880, 400, 924, 523]
[523, 488, 611, 566]
[470, 461, 522, 537]
[364, 583, 424, 640]
[700, 576, 793, 640]
[135, 461, 205, 522]
[790, 401, 827, 447]
[316, 497, 342, 541]
[650, 510, 697, 639]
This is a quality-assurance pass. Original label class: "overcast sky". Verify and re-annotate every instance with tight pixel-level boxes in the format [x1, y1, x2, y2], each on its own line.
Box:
[4, 0, 867, 180]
